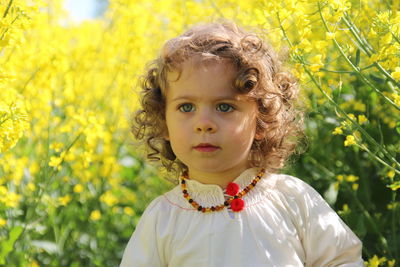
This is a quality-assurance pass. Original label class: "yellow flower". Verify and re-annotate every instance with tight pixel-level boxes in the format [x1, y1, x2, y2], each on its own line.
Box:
[388, 259, 396, 267]
[344, 135, 356, 146]
[346, 175, 359, 182]
[29, 162, 40, 176]
[49, 156, 62, 168]
[370, 53, 380, 62]
[27, 182, 36, 191]
[352, 183, 359, 191]
[347, 113, 356, 121]
[342, 204, 349, 212]
[358, 115, 368, 124]
[391, 93, 400, 106]
[0, 218, 6, 227]
[366, 255, 387, 267]
[29, 260, 40, 267]
[58, 195, 72, 206]
[309, 54, 324, 72]
[334, 182, 340, 191]
[353, 102, 366, 112]
[73, 184, 84, 193]
[100, 191, 118, 206]
[90, 210, 101, 221]
[314, 40, 329, 50]
[392, 67, 400, 81]
[389, 182, 400, 191]
[332, 127, 343, 135]
[50, 142, 63, 152]
[326, 32, 336, 40]
[387, 203, 397, 210]
[1, 192, 21, 207]
[124, 207, 135, 216]
[387, 170, 395, 179]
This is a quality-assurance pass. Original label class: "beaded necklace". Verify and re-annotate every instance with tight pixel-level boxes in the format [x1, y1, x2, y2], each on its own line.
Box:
[180, 168, 266, 213]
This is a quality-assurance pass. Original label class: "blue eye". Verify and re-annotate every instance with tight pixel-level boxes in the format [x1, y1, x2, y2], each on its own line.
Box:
[179, 103, 195, 112]
[217, 103, 234, 112]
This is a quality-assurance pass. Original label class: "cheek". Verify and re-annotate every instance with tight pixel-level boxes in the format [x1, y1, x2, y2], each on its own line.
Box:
[165, 115, 185, 141]
[229, 114, 257, 136]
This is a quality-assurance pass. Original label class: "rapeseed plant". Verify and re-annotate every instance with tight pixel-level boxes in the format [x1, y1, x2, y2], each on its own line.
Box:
[0, 0, 398, 265]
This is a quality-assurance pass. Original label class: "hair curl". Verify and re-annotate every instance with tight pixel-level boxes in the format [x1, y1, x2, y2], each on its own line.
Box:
[131, 20, 304, 178]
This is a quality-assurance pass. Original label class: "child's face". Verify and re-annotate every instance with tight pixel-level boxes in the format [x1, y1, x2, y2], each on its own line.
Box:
[165, 59, 259, 179]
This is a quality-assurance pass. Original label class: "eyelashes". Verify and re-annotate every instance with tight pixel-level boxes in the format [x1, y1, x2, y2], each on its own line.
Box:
[177, 103, 235, 113]
[216, 103, 234, 112]
[178, 103, 195, 112]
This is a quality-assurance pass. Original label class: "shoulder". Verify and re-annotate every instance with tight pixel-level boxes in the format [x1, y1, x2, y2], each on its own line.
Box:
[265, 173, 332, 223]
[139, 185, 190, 219]
[269, 173, 322, 201]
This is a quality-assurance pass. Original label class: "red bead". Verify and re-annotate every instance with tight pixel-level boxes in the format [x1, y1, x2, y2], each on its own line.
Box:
[226, 182, 240, 196]
[230, 198, 245, 212]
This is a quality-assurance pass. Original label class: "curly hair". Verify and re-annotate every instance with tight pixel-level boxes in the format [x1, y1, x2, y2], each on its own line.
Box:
[131, 20, 304, 178]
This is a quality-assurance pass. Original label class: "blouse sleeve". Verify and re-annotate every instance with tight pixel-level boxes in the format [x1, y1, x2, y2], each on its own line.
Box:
[277, 176, 364, 267]
[119, 196, 167, 267]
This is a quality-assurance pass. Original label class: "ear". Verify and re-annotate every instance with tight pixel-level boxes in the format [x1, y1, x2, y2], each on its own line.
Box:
[164, 129, 170, 141]
[254, 131, 265, 141]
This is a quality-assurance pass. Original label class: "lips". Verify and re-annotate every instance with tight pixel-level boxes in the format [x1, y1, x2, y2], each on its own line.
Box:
[193, 143, 220, 152]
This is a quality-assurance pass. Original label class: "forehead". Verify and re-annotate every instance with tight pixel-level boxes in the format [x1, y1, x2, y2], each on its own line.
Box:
[165, 58, 240, 99]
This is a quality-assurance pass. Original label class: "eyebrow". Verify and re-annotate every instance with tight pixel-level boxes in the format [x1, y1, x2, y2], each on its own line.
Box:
[171, 95, 241, 102]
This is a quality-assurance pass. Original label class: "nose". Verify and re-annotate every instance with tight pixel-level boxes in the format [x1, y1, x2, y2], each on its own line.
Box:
[194, 111, 218, 133]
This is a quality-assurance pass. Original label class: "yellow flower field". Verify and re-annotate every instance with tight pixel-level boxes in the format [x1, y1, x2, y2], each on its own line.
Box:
[0, 0, 399, 266]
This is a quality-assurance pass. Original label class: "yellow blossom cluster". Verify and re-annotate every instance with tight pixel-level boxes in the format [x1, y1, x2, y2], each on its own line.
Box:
[335, 174, 359, 191]
[365, 255, 396, 267]
[0, 0, 398, 264]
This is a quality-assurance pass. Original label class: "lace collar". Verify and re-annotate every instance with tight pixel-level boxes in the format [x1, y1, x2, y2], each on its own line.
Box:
[178, 168, 273, 208]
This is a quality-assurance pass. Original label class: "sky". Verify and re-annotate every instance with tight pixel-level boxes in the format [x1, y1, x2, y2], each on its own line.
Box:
[64, 0, 99, 22]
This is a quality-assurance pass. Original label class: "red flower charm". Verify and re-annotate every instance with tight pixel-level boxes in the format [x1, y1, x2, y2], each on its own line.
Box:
[230, 198, 245, 212]
[226, 182, 240, 196]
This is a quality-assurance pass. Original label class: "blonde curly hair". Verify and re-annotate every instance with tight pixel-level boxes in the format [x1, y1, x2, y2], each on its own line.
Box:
[132, 20, 304, 178]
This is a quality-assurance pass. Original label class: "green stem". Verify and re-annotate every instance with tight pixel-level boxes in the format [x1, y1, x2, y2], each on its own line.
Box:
[312, 66, 400, 170]
[319, 68, 354, 74]
[391, 30, 400, 45]
[374, 62, 400, 91]
[319, 6, 400, 111]
[342, 13, 400, 93]
[342, 15, 374, 56]
[278, 4, 400, 171]
[342, 182, 390, 256]
[0, 14, 20, 41]
[19, 131, 83, 248]
[391, 191, 398, 261]
[277, 12, 294, 47]
[0, 115, 10, 126]
[2, 0, 13, 18]
[359, 144, 400, 175]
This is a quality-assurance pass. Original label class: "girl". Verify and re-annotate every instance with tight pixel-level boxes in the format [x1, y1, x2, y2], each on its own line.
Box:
[120, 21, 363, 266]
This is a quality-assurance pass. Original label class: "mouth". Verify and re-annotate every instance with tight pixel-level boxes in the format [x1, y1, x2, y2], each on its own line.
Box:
[193, 143, 220, 152]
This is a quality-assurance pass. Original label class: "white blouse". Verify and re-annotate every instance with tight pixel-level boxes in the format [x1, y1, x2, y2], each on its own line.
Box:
[120, 168, 363, 267]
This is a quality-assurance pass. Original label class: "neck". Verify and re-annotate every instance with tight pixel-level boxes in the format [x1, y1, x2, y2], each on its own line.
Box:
[187, 165, 248, 189]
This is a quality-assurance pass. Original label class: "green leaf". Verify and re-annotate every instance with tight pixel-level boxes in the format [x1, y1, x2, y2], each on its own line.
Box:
[0, 226, 23, 264]
[355, 48, 360, 67]
[396, 121, 400, 135]
[369, 74, 384, 83]
[356, 215, 367, 238]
